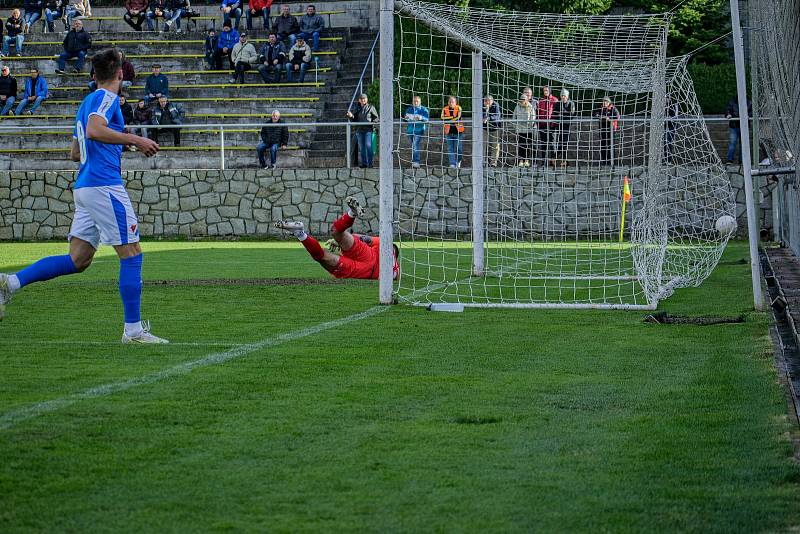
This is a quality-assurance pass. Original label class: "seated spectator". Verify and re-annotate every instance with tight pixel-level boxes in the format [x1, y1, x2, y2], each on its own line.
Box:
[22, 0, 44, 34]
[0, 65, 18, 116]
[88, 51, 134, 91]
[220, 0, 241, 30]
[164, 0, 187, 33]
[257, 110, 288, 169]
[204, 28, 218, 69]
[119, 94, 133, 124]
[44, 0, 65, 33]
[257, 33, 285, 83]
[123, 0, 148, 31]
[230, 31, 257, 84]
[144, 63, 168, 104]
[346, 93, 379, 168]
[64, 0, 90, 29]
[214, 21, 239, 71]
[271, 4, 298, 47]
[246, 0, 271, 31]
[403, 94, 429, 168]
[298, 4, 323, 52]
[15, 66, 47, 115]
[131, 98, 152, 139]
[55, 19, 90, 74]
[285, 36, 310, 83]
[145, 0, 168, 31]
[152, 95, 184, 146]
[3, 10, 24, 57]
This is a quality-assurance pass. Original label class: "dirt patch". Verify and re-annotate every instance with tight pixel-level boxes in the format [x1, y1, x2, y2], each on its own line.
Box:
[145, 278, 341, 287]
[643, 312, 745, 325]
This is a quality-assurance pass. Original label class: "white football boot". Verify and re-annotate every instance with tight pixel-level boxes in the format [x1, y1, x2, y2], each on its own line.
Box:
[122, 320, 170, 344]
[274, 220, 305, 232]
[345, 196, 364, 217]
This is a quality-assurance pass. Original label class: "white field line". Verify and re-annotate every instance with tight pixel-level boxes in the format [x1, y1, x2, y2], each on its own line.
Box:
[0, 305, 388, 431]
[2, 340, 245, 348]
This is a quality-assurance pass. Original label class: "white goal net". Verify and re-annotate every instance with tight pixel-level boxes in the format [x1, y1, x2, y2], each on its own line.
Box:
[391, 0, 735, 309]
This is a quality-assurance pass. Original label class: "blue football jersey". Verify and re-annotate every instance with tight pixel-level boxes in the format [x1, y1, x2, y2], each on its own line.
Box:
[74, 88, 125, 189]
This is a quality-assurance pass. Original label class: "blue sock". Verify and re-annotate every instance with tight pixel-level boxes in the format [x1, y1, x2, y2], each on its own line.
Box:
[119, 254, 143, 325]
[15, 254, 78, 288]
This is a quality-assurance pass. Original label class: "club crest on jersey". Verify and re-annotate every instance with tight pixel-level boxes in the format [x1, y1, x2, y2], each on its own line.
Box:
[130, 224, 138, 235]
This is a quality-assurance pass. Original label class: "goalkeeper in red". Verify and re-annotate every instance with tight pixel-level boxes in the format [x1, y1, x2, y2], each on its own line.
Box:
[275, 197, 399, 280]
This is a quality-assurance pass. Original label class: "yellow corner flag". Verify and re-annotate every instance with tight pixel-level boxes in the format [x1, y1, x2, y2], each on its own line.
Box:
[619, 176, 631, 242]
[623, 176, 631, 203]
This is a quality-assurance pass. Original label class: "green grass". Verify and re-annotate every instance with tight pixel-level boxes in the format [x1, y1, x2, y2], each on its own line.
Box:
[1, 240, 798, 532]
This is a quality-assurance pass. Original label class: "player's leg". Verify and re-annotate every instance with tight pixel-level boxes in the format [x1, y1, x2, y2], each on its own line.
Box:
[331, 196, 365, 252]
[274, 220, 340, 273]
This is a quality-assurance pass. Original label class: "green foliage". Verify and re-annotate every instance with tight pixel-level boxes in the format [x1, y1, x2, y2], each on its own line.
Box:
[688, 62, 746, 114]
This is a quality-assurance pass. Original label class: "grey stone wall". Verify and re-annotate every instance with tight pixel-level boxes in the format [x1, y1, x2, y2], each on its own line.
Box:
[0, 166, 771, 241]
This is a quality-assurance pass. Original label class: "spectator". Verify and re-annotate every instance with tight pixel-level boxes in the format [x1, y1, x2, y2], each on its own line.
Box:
[215, 21, 239, 71]
[346, 93, 379, 168]
[725, 95, 751, 164]
[593, 96, 619, 166]
[522, 86, 535, 107]
[512, 93, 534, 167]
[3, 10, 24, 57]
[272, 4, 298, 47]
[483, 94, 501, 167]
[119, 93, 133, 124]
[64, 0, 90, 29]
[257, 109, 289, 169]
[15, 66, 47, 115]
[552, 88, 575, 168]
[220, 0, 242, 30]
[44, 0, 65, 32]
[403, 94, 429, 168]
[22, 0, 43, 34]
[0, 65, 18, 116]
[285, 36, 310, 83]
[441, 95, 464, 169]
[145, 0, 168, 31]
[257, 32, 285, 83]
[246, 0, 271, 31]
[230, 31, 257, 84]
[535, 85, 557, 167]
[88, 52, 133, 91]
[298, 4, 323, 52]
[163, 0, 187, 33]
[144, 63, 168, 104]
[55, 19, 91, 74]
[204, 28, 218, 69]
[123, 0, 147, 31]
[151, 95, 184, 146]
[131, 98, 152, 139]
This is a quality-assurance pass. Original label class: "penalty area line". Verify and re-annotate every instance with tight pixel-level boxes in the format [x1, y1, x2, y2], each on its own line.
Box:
[0, 305, 389, 431]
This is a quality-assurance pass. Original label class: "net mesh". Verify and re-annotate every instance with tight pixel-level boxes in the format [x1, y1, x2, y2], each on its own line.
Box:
[392, 0, 735, 308]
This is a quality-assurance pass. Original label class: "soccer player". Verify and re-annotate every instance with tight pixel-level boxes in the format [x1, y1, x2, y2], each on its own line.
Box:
[275, 197, 399, 280]
[0, 48, 169, 344]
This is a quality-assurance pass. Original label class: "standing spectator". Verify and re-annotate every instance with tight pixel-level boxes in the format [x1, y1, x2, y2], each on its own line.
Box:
[0, 65, 18, 116]
[55, 19, 91, 74]
[3, 10, 24, 57]
[522, 86, 535, 107]
[483, 94, 501, 167]
[403, 95, 429, 168]
[144, 63, 168, 104]
[298, 4, 323, 52]
[163, 0, 187, 33]
[119, 94, 133, 124]
[131, 98, 152, 139]
[44, 0, 65, 32]
[441, 95, 464, 169]
[246, 0, 271, 31]
[89, 51, 133, 91]
[215, 21, 239, 71]
[535, 85, 557, 167]
[724, 95, 751, 164]
[346, 93, 379, 168]
[22, 0, 44, 34]
[151, 95, 184, 146]
[123, 0, 148, 31]
[204, 28, 218, 69]
[64, 0, 90, 29]
[230, 31, 257, 84]
[257, 32, 285, 83]
[512, 93, 534, 167]
[272, 4, 298, 47]
[593, 96, 619, 166]
[257, 109, 289, 169]
[15, 66, 47, 115]
[220, 0, 242, 30]
[552, 88, 575, 168]
[285, 36, 310, 82]
[145, 0, 168, 31]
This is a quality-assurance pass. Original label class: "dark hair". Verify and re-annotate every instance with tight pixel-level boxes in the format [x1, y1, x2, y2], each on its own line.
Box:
[308, 4, 315, 8]
[92, 48, 123, 84]
[30, 66, 39, 73]
[393, 244, 400, 259]
[223, 20, 232, 28]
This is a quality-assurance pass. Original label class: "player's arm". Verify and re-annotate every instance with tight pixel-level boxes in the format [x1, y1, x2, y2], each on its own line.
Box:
[70, 138, 81, 162]
[86, 114, 160, 157]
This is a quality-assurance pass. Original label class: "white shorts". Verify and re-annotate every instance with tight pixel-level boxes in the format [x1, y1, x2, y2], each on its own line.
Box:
[68, 185, 140, 249]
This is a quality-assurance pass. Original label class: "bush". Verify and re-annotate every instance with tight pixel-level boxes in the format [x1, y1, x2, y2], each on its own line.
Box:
[687, 63, 748, 115]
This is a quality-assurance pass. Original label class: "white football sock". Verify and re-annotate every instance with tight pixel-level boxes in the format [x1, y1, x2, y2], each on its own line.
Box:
[7, 274, 21, 293]
[124, 321, 144, 337]
[347, 208, 356, 218]
[294, 230, 308, 240]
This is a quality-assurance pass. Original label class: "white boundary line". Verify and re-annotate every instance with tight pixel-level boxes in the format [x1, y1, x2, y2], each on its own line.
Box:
[2, 340, 245, 348]
[0, 305, 388, 431]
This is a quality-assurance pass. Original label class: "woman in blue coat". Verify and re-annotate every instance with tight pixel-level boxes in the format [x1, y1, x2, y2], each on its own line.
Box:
[403, 95, 429, 168]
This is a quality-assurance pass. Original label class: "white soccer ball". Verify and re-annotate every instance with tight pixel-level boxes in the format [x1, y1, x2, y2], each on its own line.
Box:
[715, 215, 737, 235]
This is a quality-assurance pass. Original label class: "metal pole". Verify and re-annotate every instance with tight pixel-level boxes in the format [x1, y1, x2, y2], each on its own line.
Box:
[471, 51, 485, 276]
[730, 0, 764, 310]
[346, 122, 352, 169]
[749, 24, 762, 238]
[378, 0, 394, 305]
[220, 125, 226, 170]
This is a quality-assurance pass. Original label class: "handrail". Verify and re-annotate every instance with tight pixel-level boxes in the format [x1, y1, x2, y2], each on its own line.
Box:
[347, 31, 380, 114]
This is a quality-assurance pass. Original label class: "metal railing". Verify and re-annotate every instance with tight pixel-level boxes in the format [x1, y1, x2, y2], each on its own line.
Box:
[347, 31, 380, 114]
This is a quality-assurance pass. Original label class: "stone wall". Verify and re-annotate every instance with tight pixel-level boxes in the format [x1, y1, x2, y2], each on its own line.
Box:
[0, 166, 771, 241]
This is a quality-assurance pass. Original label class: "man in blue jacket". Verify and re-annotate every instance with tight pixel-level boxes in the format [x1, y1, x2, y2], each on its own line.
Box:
[15, 67, 47, 115]
[214, 20, 239, 71]
[220, 0, 241, 30]
[144, 63, 168, 104]
[403, 94, 429, 168]
[298, 4, 324, 52]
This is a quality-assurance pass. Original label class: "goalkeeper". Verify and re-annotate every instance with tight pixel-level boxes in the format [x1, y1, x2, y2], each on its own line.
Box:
[275, 197, 399, 280]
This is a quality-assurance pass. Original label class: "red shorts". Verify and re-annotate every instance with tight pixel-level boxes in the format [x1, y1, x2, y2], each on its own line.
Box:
[332, 237, 379, 279]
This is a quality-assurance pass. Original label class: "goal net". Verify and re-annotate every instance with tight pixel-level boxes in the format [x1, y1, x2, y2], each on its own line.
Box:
[391, 0, 735, 309]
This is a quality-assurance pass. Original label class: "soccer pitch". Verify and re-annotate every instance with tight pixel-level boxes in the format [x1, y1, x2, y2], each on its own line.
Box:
[1, 240, 799, 531]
